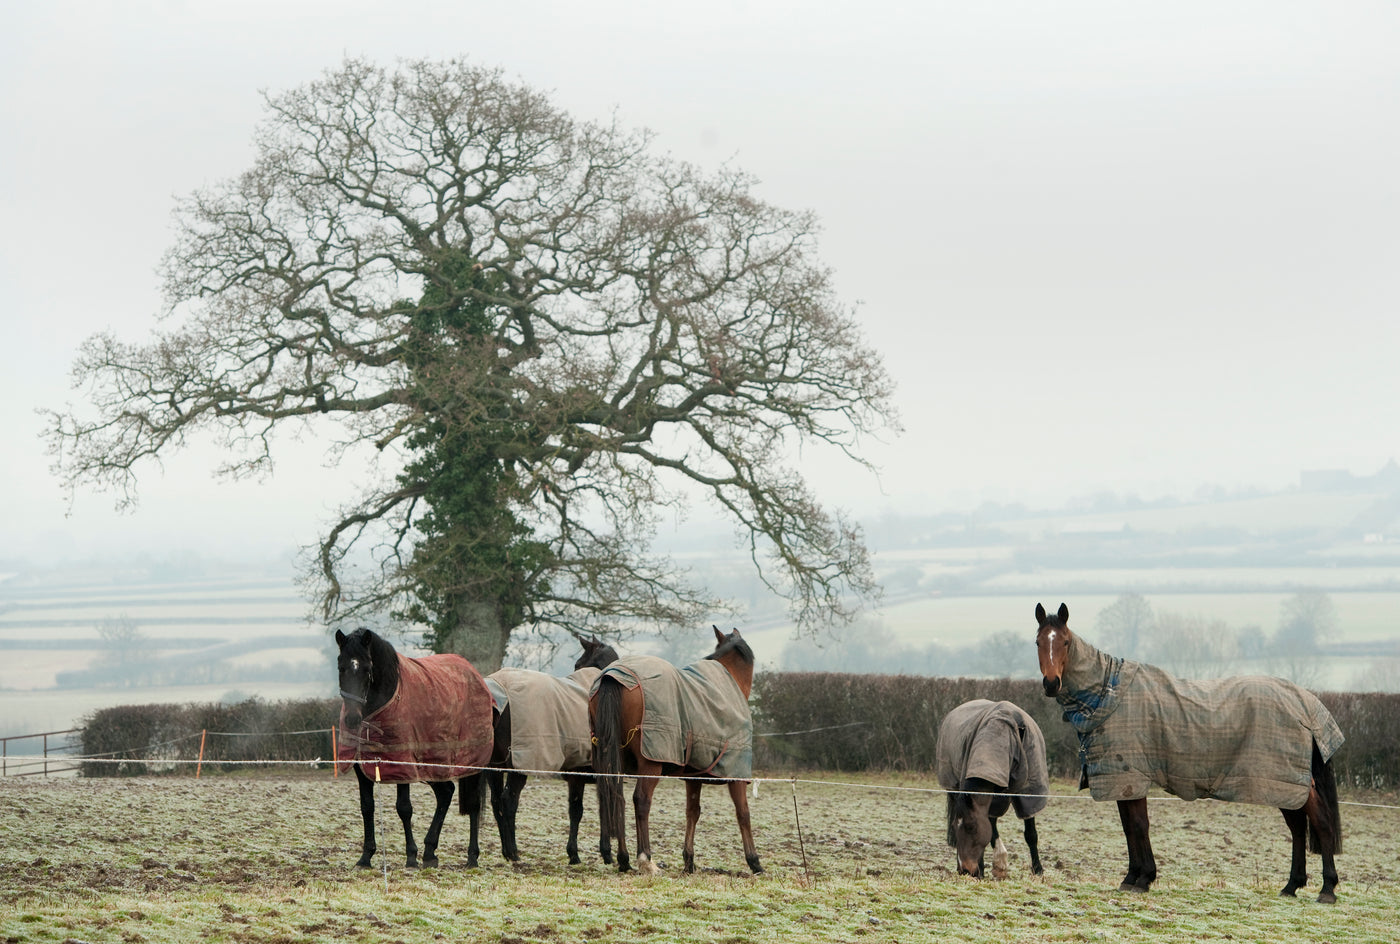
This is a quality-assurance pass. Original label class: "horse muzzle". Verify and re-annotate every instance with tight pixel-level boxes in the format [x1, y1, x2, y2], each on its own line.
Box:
[1042, 675, 1061, 697]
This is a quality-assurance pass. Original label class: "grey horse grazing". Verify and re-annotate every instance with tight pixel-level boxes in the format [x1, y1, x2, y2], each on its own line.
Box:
[936, 698, 1048, 878]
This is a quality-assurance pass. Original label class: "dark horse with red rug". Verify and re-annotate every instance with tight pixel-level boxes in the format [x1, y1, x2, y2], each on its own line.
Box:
[1035, 602, 1344, 902]
[472, 634, 619, 864]
[590, 626, 761, 874]
[335, 627, 493, 868]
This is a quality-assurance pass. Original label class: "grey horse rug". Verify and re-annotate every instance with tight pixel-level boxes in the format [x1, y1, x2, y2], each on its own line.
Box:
[936, 699, 1049, 820]
[484, 666, 602, 772]
[1055, 634, 1345, 807]
[592, 654, 753, 779]
[336, 653, 494, 783]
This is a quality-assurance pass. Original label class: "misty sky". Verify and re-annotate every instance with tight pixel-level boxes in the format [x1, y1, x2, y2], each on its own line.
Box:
[3, 1, 1398, 562]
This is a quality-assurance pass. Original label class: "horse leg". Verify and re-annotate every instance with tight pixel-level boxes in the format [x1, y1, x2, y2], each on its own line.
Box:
[1307, 754, 1342, 904]
[1116, 798, 1156, 892]
[1023, 816, 1044, 875]
[727, 779, 764, 875]
[487, 770, 522, 862]
[564, 774, 586, 865]
[682, 779, 703, 873]
[990, 816, 1009, 879]
[396, 783, 419, 868]
[1280, 806, 1309, 898]
[632, 761, 662, 874]
[502, 771, 526, 862]
[420, 780, 455, 868]
[353, 765, 377, 868]
[585, 777, 613, 865]
[457, 772, 484, 868]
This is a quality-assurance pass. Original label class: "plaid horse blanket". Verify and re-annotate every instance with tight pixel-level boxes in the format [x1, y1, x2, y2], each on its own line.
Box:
[936, 699, 1049, 820]
[1056, 635, 1345, 807]
[484, 666, 601, 772]
[593, 654, 753, 780]
[336, 653, 494, 783]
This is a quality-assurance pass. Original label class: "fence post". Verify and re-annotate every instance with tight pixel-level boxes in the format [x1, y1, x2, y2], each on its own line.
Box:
[196, 730, 207, 779]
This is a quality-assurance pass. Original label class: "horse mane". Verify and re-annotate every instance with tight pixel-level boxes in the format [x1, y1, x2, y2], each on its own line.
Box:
[345, 627, 401, 712]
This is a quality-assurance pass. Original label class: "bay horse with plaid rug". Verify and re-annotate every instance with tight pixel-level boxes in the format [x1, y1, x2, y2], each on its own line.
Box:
[1035, 602, 1344, 902]
[471, 634, 620, 864]
[336, 627, 493, 869]
[590, 626, 761, 874]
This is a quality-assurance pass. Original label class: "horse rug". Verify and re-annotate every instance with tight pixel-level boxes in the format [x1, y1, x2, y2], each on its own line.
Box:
[336, 652, 494, 783]
[1059, 637, 1345, 807]
[593, 654, 753, 780]
[936, 699, 1049, 820]
[484, 666, 601, 772]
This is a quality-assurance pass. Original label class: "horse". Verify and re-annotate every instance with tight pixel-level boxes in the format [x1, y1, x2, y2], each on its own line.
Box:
[335, 627, 493, 869]
[590, 626, 762, 874]
[1034, 602, 1344, 902]
[936, 699, 1047, 879]
[470, 634, 620, 864]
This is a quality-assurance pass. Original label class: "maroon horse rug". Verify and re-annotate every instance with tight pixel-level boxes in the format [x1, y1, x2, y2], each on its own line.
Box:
[337, 652, 494, 783]
[592, 654, 753, 779]
[484, 666, 602, 772]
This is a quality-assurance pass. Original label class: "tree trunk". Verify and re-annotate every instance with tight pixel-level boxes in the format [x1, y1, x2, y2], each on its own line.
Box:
[440, 599, 512, 673]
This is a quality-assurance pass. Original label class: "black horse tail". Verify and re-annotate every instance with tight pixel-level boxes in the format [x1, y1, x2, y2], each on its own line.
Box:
[944, 793, 958, 847]
[594, 677, 626, 850]
[1309, 741, 1342, 855]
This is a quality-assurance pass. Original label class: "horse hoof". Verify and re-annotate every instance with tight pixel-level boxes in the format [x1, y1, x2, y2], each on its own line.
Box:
[1317, 892, 1337, 905]
[1279, 887, 1298, 898]
[1119, 883, 1147, 894]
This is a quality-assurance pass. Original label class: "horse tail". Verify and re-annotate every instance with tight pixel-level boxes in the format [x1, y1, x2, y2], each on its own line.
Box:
[1309, 741, 1342, 855]
[944, 793, 958, 847]
[594, 677, 626, 849]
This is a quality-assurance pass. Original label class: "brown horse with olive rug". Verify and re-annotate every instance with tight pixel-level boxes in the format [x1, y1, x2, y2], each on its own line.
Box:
[1035, 602, 1344, 902]
[589, 627, 761, 874]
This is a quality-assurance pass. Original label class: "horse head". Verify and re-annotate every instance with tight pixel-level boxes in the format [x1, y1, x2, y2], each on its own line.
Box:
[574, 633, 619, 671]
[1035, 602, 1071, 698]
[335, 627, 394, 728]
[705, 625, 756, 698]
[948, 785, 999, 877]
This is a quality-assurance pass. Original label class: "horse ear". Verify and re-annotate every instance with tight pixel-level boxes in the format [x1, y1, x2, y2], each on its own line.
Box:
[1057, 603, 1070, 623]
[335, 629, 347, 647]
[713, 625, 725, 645]
[1035, 603, 1046, 624]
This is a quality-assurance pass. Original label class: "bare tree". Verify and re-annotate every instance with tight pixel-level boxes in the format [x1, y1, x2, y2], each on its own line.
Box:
[42, 58, 898, 670]
[1269, 591, 1338, 688]
[1093, 592, 1154, 658]
[95, 615, 144, 665]
[1142, 611, 1239, 679]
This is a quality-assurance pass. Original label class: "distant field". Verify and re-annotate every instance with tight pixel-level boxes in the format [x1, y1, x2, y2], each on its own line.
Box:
[0, 572, 332, 735]
[990, 490, 1389, 538]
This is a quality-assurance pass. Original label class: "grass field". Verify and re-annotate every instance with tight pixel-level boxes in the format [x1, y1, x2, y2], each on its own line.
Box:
[2, 770, 1398, 943]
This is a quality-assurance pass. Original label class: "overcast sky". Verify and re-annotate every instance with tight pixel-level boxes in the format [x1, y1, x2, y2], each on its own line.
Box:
[3, 1, 1398, 563]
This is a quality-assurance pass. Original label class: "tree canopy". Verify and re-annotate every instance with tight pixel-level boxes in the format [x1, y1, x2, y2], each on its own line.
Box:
[43, 58, 898, 670]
